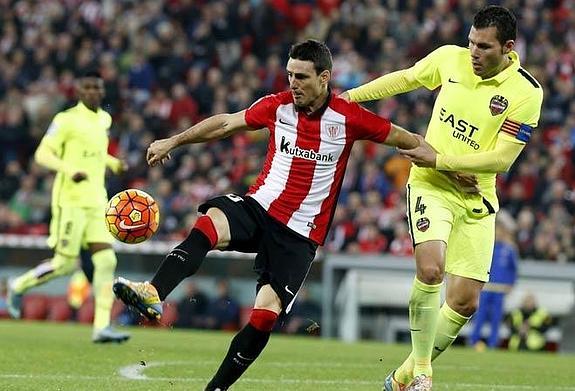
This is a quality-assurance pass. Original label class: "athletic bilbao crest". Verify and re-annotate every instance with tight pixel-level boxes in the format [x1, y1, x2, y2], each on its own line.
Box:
[326, 124, 341, 139]
[489, 95, 508, 116]
[416, 217, 430, 232]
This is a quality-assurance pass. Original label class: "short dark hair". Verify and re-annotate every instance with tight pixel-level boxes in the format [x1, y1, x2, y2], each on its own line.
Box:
[288, 39, 332, 74]
[473, 6, 516, 45]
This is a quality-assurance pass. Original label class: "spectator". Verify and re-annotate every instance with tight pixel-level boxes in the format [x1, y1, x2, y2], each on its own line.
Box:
[174, 281, 209, 329]
[506, 293, 553, 351]
[283, 288, 321, 336]
[0, 1, 573, 263]
[205, 280, 241, 331]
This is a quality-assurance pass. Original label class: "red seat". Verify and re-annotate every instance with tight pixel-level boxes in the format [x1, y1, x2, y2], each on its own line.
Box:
[111, 300, 126, 320]
[77, 298, 94, 324]
[47, 296, 72, 322]
[22, 294, 49, 320]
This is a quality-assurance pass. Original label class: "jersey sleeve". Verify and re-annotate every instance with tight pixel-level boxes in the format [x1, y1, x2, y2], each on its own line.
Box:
[244, 95, 276, 129]
[41, 113, 69, 151]
[347, 102, 391, 143]
[499, 89, 543, 144]
[411, 46, 452, 90]
[103, 111, 112, 131]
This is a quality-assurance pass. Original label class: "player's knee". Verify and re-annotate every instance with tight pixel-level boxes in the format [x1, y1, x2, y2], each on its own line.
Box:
[193, 214, 219, 249]
[92, 248, 117, 274]
[52, 254, 78, 275]
[249, 308, 279, 332]
[417, 264, 444, 284]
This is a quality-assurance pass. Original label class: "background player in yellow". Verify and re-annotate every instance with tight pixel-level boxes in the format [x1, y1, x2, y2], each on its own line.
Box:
[7, 71, 130, 344]
[343, 6, 543, 391]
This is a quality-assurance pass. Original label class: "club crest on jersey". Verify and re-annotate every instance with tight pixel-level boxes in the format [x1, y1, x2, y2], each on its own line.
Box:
[416, 217, 430, 232]
[325, 124, 341, 139]
[489, 95, 508, 116]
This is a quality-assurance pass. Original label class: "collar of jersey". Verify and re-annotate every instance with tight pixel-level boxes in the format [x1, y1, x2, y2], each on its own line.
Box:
[475, 51, 520, 85]
[76, 101, 102, 115]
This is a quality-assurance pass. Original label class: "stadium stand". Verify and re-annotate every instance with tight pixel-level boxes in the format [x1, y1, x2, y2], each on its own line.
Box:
[0, 1, 573, 261]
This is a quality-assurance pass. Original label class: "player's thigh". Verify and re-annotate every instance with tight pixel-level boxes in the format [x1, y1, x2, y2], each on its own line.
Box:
[407, 184, 455, 245]
[47, 206, 87, 257]
[204, 207, 231, 249]
[445, 212, 495, 282]
[83, 206, 114, 245]
[255, 219, 317, 314]
[198, 194, 261, 252]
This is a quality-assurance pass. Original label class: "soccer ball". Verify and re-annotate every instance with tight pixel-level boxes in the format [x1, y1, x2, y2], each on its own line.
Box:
[105, 189, 160, 244]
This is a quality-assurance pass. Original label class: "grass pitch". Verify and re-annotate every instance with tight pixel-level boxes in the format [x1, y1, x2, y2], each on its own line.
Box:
[1, 320, 574, 390]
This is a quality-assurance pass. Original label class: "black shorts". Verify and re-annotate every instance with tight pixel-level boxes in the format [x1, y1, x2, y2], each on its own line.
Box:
[199, 194, 318, 313]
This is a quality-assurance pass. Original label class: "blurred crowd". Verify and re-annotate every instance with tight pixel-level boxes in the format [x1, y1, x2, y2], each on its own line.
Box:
[0, 0, 574, 262]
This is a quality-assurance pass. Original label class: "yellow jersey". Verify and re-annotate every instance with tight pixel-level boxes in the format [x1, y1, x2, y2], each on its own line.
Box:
[409, 45, 543, 206]
[40, 102, 113, 208]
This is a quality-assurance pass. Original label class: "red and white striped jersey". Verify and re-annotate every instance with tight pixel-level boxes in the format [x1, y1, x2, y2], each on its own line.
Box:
[244, 91, 391, 245]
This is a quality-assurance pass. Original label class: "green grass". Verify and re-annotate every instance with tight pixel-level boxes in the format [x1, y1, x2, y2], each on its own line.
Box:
[0, 321, 574, 390]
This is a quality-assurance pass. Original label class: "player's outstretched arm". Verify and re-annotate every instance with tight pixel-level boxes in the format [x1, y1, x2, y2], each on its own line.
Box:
[384, 123, 420, 150]
[399, 134, 525, 174]
[342, 69, 422, 102]
[147, 110, 252, 167]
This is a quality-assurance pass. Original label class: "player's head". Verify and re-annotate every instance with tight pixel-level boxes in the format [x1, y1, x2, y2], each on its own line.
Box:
[469, 6, 516, 79]
[287, 39, 332, 109]
[76, 70, 104, 111]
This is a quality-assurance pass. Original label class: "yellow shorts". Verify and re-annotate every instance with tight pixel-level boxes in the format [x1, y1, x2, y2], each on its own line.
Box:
[47, 205, 113, 257]
[406, 183, 496, 282]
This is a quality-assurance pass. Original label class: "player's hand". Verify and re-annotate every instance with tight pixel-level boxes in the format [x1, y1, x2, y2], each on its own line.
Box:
[147, 138, 173, 167]
[118, 160, 129, 174]
[71, 172, 88, 183]
[397, 134, 437, 168]
[442, 171, 480, 194]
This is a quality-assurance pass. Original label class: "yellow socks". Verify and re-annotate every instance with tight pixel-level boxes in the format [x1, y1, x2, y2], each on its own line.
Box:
[91, 249, 117, 331]
[400, 278, 442, 380]
[431, 303, 470, 361]
[395, 302, 470, 384]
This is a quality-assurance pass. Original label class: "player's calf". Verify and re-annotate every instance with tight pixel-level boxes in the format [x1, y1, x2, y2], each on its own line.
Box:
[150, 215, 217, 300]
[205, 308, 279, 390]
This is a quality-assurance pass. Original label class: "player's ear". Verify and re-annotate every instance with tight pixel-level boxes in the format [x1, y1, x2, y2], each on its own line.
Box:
[503, 39, 514, 54]
[319, 69, 331, 86]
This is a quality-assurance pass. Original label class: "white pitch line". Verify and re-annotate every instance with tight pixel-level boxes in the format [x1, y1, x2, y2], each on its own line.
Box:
[2, 372, 575, 390]
[115, 361, 575, 390]
[119, 359, 480, 371]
